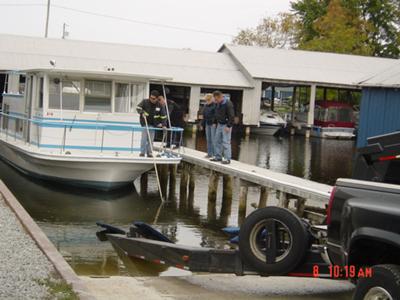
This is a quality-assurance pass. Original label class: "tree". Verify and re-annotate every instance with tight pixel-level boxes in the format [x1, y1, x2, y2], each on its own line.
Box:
[292, 0, 400, 58]
[232, 13, 299, 48]
[299, 0, 373, 55]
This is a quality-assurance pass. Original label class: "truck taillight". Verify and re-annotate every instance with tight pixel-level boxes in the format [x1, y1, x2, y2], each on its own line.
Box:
[326, 186, 337, 225]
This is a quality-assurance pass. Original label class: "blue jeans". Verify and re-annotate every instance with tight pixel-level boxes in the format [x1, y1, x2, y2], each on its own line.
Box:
[140, 127, 155, 155]
[214, 124, 232, 161]
[205, 124, 216, 156]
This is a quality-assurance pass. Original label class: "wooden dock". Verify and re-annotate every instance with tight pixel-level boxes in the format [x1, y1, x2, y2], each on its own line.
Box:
[177, 147, 332, 203]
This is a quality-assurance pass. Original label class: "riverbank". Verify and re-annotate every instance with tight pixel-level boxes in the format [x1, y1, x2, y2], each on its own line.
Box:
[0, 196, 58, 299]
[0, 181, 93, 299]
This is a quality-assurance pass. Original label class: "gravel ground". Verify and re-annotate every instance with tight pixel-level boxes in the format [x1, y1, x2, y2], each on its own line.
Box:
[0, 197, 54, 300]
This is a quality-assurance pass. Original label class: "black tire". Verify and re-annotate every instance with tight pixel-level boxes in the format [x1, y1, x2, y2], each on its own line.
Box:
[238, 207, 309, 275]
[354, 264, 400, 300]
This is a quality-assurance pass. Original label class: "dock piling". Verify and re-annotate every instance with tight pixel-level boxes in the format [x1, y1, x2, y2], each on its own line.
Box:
[140, 172, 148, 197]
[238, 180, 248, 225]
[207, 170, 219, 204]
[258, 186, 269, 208]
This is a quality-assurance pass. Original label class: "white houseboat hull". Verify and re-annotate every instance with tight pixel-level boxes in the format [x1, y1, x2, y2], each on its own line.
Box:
[0, 139, 179, 191]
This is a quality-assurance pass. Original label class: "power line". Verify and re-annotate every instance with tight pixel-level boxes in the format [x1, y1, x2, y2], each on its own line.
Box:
[0, 2, 234, 37]
[51, 4, 234, 37]
[0, 3, 44, 6]
[0, 2, 233, 37]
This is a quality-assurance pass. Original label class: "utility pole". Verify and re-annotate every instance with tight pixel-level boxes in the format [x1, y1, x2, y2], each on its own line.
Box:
[62, 23, 69, 39]
[44, 0, 51, 38]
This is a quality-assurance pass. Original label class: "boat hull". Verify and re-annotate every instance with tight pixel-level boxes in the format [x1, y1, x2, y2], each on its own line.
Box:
[252, 124, 283, 136]
[0, 139, 179, 191]
[295, 126, 355, 140]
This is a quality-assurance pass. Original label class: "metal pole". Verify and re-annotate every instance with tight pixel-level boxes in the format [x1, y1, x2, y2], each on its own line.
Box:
[101, 128, 105, 153]
[131, 127, 134, 153]
[161, 84, 173, 149]
[143, 114, 164, 202]
[44, 0, 51, 38]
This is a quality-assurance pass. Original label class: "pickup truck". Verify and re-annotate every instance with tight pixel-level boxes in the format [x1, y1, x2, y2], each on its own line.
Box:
[327, 179, 400, 299]
[327, 131, 400, 299]
[96, 131, 400, 300]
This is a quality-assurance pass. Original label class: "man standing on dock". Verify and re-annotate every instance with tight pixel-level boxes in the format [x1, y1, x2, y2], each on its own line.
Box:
[137, 90, 167, 157]
[211, 91, 235, 164]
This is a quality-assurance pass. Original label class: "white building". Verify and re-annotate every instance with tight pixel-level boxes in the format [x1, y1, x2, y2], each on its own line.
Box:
[1, 33, 398, 129]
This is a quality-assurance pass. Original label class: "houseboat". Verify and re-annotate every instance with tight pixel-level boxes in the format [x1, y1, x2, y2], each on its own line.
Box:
[294, 101, 356, 139]
[0, 69, 182, 190]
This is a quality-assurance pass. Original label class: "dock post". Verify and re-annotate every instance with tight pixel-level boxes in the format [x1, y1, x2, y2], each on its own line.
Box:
[179, 162, 190, 206]
[258, 186, 269, 208]
[295, 198, 306, 217]
[278, 192, 289, 208]
[207, 170, 219, 204]
[168, 165, 177, 200]
[140, 172, 148, 197]
[238, 180, 248, 225]
[222, 175, 233, 203]
[188, 164, 195, 209]
[157, 164, 169, 198]
[207, 170, 219, 222]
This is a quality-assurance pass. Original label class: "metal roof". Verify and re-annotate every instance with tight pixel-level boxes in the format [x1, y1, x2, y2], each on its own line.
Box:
[0, 34, 252, 88]
[358, 63, 400, 88]
[221, 44, 399, 88]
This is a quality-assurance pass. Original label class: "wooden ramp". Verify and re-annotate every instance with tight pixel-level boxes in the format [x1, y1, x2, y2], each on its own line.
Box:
[176, 147, 332, 203]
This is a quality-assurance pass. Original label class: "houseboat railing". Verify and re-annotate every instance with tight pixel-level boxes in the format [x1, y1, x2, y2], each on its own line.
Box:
[0, 112, 184, 156]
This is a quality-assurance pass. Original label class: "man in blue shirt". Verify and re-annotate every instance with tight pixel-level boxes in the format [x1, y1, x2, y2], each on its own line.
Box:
[210, 91, 235, 164]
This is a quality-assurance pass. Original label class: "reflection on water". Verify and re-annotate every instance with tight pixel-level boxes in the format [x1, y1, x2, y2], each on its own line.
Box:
[0, 134, 355, 278]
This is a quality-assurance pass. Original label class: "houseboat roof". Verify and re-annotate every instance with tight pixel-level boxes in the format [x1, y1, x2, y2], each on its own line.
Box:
[21, 68, 172, 81]
[0, 34, 252, 88]
[220, 44, 399, 88]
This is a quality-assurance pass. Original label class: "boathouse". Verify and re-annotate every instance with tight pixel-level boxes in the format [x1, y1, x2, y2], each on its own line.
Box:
[1, 33, 399, 132]
[357, 64, 400, 147]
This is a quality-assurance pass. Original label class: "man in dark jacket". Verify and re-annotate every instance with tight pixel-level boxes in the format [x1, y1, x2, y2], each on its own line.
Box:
[210, 91, 235, 164]
[136, 90, 167, 157]
[158, 95, 183, 147]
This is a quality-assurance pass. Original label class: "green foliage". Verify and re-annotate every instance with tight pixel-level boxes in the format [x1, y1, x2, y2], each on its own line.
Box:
[299, 0, 373, 55]
[232, 13, 299, 48]
[292, 0, 400, 58]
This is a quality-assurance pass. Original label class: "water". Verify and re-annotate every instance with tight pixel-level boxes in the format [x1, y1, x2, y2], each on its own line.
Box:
[0, 134, 356, 278]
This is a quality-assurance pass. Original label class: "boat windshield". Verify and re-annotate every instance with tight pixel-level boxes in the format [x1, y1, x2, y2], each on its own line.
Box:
[316, 107, 353, 122]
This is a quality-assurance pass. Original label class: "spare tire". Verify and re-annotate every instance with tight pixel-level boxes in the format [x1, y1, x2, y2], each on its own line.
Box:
[239, 207, 310, 275]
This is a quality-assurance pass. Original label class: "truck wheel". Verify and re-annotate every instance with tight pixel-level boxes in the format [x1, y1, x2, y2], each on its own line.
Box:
[354, 264, 400, 300]
[239, 207, 309, 275]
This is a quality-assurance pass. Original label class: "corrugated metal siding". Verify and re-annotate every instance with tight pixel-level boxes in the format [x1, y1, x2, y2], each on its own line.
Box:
[357, 87, 400, 147]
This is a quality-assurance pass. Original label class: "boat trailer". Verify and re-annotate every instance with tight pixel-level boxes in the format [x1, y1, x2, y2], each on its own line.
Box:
[96, 207, 333, 279]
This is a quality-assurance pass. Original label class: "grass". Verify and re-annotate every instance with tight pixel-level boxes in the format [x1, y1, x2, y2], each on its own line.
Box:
[37, 273, 79, 300]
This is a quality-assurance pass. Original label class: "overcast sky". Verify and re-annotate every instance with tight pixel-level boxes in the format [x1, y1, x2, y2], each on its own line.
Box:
[0, 0, 292, 51]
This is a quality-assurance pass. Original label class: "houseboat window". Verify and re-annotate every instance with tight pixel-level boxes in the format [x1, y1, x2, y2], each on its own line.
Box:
[38, 77, 44, 108]
[131, 84, 145, 111]
[84, 80, 111, 112]
[18, 75, 26, 94]
[115, 83, 130, 113]
[49, 79, 81, 110]
[49, 78, 61, 109]
[62, 81, 80, 110]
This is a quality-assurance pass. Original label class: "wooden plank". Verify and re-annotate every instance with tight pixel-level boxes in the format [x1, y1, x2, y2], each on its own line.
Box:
[175, 147, 331, 203]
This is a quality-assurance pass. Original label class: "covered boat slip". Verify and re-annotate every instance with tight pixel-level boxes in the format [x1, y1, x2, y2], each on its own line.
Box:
[0, 69, 183, 190]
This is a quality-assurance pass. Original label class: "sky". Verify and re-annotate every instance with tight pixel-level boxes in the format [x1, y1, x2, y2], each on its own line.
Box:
[0, 0, 292, 51]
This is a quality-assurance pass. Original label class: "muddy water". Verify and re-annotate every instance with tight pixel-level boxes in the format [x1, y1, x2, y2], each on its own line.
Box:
[0, 134, 355, 298]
